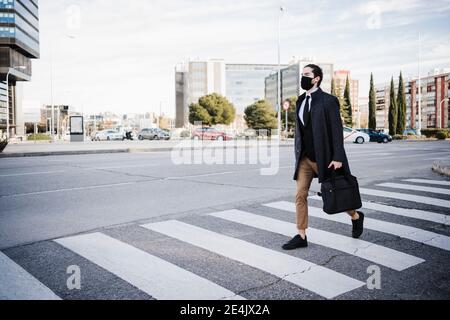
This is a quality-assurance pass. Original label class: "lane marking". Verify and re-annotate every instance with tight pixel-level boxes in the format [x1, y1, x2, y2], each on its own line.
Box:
[404, 179, 450, 187]
[55, 233, 243, 300]
[377, 183, 450, 196]
[0, 182, 136, 198]
[142, 220, 365, 299]
[359, 188, 450, 208]
[264, 202, 450, 252]
[309, 196, 450, 226]
[210, 210, 424, 271]
[0, 252, 61, 300]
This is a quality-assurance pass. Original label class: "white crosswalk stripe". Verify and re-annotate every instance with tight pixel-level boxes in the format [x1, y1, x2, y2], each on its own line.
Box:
[404, 179, 450, 187]
[5, 176, 447, 300]
[55, 233, 244, 300]
[309, 195, 450, 225]
[359, 188, 450, 208]
[264, 202, 450, 252]
[209, 210, 425, 271]
[0, 252, 60, 300]
[142, 220, 365, 299]
[377, 182, 450, 196]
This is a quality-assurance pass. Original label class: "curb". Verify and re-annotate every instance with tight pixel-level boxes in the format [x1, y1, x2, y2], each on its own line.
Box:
[0, 143, 295, 159]
[432, 161, 450, 178]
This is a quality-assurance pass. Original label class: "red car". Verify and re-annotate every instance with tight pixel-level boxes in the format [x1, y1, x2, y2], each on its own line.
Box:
[192, 128, 233, 141]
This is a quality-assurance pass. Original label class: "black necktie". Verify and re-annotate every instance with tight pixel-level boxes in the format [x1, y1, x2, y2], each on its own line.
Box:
[303, 96, 311, 126]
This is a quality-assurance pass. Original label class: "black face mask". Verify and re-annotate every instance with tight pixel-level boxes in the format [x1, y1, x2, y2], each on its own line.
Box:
[301, 76, 315, 91]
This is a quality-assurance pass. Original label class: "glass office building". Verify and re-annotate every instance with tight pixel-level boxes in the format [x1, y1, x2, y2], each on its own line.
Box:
[265, 60, 334, 110]
[0, 0, 39, 137]
[226, 64, 284, 114]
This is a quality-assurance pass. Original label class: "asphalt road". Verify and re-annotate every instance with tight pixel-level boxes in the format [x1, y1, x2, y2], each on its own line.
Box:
[1, 140, 449, 300]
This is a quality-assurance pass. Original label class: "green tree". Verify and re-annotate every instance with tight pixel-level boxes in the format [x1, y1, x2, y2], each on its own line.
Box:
[343, 75, 353, 127]
[396, 71, 407, 135]
[369, 73, 377, 130]
[331, 78, 337, 97]
[336, 86, 351, 126]
[189, 93, 236, 127]
[189, 103, 212, 126]
[244, 100, 278, 130]
[388, 77, 398, 135]
[281, 96, 298, 132]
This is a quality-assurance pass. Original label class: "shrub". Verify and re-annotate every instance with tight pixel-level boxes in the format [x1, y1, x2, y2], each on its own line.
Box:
[421, 129, 450, 138]
[392, 135, 406, 140]
[436, 131, 448, 140]
[0, 138, 7, 153]
[27, 133, 51, 141]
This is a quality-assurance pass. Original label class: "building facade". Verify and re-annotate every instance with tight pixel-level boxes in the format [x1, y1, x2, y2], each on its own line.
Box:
[175, 59, 226, 128]
[264, 59, 334, 110]
[0, 0, 39, 137]
[375, 69, 450, 133]
[175, 59, 282, 129]
[226, 64, 282, 114]
[406, 69, 450, 130]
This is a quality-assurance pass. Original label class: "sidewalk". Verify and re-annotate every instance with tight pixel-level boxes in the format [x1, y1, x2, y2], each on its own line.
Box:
[432, 160, 450, 178]
[0, 139, 295, 158]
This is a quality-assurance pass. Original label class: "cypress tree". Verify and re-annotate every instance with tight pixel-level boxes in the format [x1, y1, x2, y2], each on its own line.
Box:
[331, 77, 337, 97]
[396, 71, 407, 135]
[337, 86, 350, 126]
[388, 77, 398, 135]
[344, 75, 353, 127]
[369, 73, 377, 130]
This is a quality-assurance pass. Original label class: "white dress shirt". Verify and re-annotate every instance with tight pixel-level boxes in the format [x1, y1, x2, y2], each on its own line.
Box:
[299, 87, 319, 125]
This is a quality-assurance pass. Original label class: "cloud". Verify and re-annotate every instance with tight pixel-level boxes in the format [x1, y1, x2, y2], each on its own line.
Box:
[23, 0, 450, 116]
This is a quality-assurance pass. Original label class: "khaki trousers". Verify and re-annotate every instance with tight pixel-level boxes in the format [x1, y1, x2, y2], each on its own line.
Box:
[295, 156, 357, 231]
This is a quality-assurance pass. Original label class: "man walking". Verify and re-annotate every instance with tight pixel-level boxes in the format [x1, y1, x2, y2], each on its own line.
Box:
[282, 64, 365, 250]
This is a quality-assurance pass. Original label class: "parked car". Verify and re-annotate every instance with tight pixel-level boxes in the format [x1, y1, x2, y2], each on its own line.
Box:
[357, 128, 393, 143]
[343, 127, 370, 144]
[138, 128, 170, 141]
[192, 127, 233, 141]
[93, 130, 123, 141]
[237, 129, 258, 139]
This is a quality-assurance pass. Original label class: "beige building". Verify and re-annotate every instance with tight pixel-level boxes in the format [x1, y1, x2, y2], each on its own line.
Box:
[358, 97, 369, 129]
[334, 70, 359, 127]
[374, 68, 450, 133]
[406, 69, 450, 130]
[175, 59, 226, 128]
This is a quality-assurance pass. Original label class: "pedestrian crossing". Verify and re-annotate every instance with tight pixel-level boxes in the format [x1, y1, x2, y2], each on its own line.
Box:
[209, 210, 425, 271]
[55, 233, 244, 300]
[0, 177, 449, 300]
[265, 202, 450, 251]
[0, 252, 60, 300]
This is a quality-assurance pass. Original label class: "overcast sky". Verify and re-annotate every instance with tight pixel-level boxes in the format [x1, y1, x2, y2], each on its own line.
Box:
[22, 0, 450, 117]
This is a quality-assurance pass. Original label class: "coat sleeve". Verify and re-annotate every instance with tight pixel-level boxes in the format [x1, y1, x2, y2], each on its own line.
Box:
[327, 96, 346, 163]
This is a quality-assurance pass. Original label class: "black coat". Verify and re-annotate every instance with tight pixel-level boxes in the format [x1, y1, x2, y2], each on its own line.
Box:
[293, 88, 351, 183]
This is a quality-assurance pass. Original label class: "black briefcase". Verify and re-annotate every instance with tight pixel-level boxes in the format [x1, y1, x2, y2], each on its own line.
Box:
[320, 170, 362, 215]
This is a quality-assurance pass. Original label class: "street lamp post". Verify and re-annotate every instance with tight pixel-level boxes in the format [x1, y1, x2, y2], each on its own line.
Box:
[5, 66, 27, 139]
[277, 6, 284, 141]
[50, 34, 76, 142]
[417, 32, 422, 136]
[438, 98, 447, 129]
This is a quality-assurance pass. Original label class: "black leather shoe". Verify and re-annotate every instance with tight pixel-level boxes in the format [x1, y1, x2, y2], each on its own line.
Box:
[282, 235, 308, 250]
[352, 211, 365, 239]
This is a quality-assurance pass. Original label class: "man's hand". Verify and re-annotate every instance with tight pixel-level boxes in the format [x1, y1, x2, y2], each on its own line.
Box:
[328, 161, 343, 170]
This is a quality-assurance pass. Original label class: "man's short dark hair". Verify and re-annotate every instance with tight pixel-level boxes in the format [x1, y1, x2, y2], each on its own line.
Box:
[305, 64, 323, 87]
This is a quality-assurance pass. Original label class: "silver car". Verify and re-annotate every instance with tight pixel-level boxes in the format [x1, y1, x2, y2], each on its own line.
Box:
[94, 130, 123, 141]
